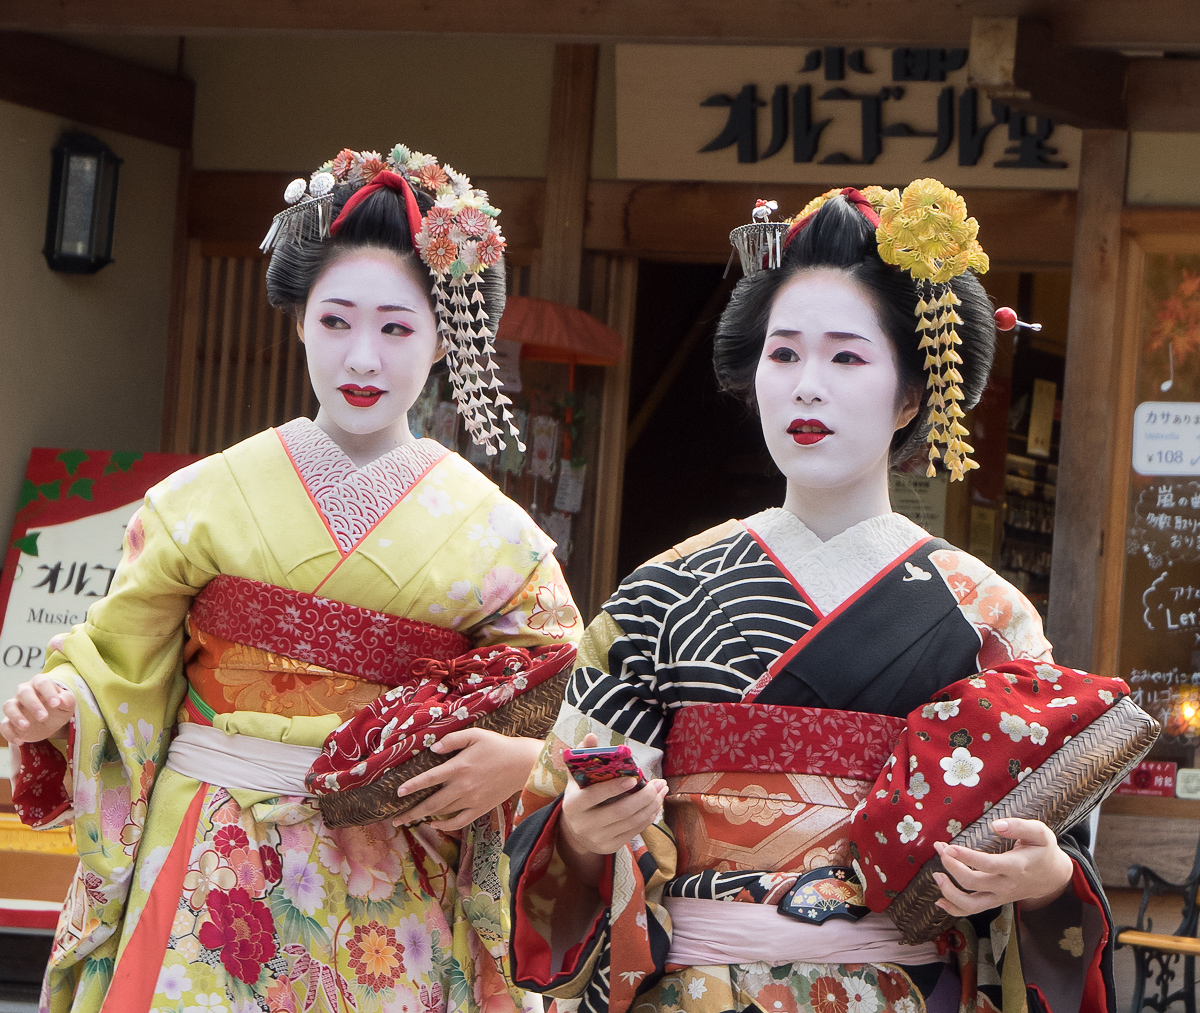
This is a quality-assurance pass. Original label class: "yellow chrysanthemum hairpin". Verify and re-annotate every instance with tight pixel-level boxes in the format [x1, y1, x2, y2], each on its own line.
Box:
[728, 178, 990, 482]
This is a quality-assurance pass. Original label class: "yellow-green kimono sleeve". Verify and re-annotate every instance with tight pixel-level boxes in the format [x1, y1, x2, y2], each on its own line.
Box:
[11, 460, 227, 1008]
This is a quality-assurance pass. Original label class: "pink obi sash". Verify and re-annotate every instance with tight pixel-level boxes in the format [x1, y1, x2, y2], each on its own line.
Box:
[188, 574, 471, 686]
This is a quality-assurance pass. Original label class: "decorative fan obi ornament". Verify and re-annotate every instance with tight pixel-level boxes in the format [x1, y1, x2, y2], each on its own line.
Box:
[728, 179, 990, 481]
[260, 144, 521, 456]
[309, 642, 576, 827]
[845, 659, 1158, 943]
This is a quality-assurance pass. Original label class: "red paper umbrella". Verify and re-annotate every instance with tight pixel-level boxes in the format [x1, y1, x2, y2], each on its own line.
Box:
[496, 294, 624, 366]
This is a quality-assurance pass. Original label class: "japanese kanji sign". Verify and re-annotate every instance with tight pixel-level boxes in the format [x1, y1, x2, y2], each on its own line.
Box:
[0, 448, 200, 757]
[616, 45, 1081, 188]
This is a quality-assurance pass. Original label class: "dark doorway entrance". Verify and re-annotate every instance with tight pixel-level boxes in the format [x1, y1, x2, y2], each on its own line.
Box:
[617, 260, 785, 579]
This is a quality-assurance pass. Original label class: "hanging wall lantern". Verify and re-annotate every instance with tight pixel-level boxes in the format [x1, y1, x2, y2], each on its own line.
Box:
[43, 132, 122, 274]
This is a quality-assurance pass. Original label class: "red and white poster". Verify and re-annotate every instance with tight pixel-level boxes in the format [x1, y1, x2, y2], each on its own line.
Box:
[0, 448, 200, 775]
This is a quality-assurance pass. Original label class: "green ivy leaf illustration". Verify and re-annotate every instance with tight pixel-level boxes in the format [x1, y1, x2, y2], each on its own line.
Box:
[17, 479, 38, 511]
[67, 478, 94, 501]
[37, 481, 60, 501]
[12, 532, 39, 556]
[103, 451, 143, 476]
[56, 449, 89, 476]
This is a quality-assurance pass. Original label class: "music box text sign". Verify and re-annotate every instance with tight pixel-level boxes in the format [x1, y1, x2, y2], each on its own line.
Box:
[616, 45, 1082, 189]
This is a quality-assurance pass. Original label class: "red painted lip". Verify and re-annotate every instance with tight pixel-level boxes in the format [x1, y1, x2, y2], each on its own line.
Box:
[788, 417, 832, 446]
[339, 385, 385, 408]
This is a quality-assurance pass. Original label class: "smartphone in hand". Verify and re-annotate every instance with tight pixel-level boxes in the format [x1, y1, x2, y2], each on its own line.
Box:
[563, 745, 648, 790]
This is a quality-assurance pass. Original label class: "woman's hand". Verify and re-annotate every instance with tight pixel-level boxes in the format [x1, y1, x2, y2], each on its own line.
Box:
[394, 728, 542, 831]
[1, 675, 75, 745]
[933, 817, 1075, 916]
[557, 733, 669, 886]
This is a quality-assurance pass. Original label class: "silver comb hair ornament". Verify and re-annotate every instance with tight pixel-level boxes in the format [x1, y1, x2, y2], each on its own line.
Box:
[729, 220, 789, 279]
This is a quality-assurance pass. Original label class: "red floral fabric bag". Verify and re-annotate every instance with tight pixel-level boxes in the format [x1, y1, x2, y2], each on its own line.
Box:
[307, 643, 575, 795]
[847, 659, 1131, 911]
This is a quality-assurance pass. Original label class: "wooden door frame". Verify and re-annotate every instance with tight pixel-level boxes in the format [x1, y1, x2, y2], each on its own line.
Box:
[1095, 220, 1200, 680]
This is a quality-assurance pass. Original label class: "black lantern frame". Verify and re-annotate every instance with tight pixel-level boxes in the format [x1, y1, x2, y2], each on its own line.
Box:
[43, 132, 122, 275]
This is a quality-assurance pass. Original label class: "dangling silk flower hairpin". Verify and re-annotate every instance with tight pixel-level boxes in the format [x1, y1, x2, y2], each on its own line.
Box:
[728, 179, 990, 481]
[262, 144, 520, 456]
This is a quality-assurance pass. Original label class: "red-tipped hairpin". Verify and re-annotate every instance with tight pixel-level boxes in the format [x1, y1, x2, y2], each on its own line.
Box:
[994, 307, 1042, 332]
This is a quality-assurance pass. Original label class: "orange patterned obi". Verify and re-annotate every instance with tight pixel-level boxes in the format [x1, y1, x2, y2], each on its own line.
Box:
[180, 575, 472, 725]
[661, 704, 905, 917]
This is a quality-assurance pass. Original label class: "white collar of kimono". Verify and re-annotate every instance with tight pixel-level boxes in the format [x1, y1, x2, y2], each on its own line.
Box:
[744, 507, 927, 617]
[277, 417, 448, 555]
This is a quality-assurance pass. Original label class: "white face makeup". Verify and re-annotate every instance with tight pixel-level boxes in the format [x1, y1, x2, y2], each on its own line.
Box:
[299, 248, 441, 450]
[755, 268, 919, 499]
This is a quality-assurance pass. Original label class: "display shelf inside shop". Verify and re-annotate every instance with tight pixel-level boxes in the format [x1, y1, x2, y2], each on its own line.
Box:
[998, 445, 1058, 618]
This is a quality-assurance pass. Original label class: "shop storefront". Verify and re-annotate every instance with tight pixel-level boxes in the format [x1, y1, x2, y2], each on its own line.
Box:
[1, 10, 1200, 1007]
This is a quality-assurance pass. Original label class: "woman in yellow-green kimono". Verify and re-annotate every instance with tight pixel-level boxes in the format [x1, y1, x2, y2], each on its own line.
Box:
[2, 145, 581, 1013]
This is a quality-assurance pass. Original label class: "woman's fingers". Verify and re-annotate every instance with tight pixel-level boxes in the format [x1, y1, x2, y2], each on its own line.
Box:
[935, 847, 1000, 892]
[395, 785, 463, 826]
[428, 807, 485, 832]
[3, 696, 30, 732]
[564, 780, 667, 853]
[53, 689, 75, 714]
[33, 675, 68, 711]
[1, 679, 74, 744]
[935, 842, 1017, 876]
[397, 761, 456, 797]
[430, 727, 483, 755]
[16, 683, 48, 722]
[991, 817, 1054, 847]
[594, 802, 665, 850]
[933, 871, 992, 915]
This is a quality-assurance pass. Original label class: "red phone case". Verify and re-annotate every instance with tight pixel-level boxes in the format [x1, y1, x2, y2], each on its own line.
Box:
[563, 745, 648, 789]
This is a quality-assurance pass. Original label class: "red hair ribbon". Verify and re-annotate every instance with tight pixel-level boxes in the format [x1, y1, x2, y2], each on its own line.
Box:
[783, 186, 881, 249]
[329, 170, 424, 241]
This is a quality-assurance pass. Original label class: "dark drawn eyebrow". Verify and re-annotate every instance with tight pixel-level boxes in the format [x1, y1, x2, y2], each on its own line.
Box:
[766, 329, 872, 342]
[319, 298, 420, 313]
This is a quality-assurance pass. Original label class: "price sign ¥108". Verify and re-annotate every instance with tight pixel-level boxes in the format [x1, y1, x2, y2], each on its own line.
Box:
[1132, 402, 1200, 476]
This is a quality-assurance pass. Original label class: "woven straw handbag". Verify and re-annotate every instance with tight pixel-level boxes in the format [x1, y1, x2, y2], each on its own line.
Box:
[888, 695, 1160, 944]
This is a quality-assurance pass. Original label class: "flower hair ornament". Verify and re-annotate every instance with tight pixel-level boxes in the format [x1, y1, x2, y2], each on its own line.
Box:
[729, 179, 990, 481]
[261, 145, 522, 456]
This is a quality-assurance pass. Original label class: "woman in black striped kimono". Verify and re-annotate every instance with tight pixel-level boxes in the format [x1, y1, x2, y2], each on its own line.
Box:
[505, 184, 1121, 1013]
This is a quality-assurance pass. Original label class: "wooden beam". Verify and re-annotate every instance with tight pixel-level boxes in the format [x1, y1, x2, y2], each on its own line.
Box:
[1127, 58, 1200, 132]
[187, 172, 1076, 270]
[1046, 129, 1128, 670]
[536, 44, 598, 306]
[0, 31, 192, 148]
[968, 17, 1127, 130]
[1123, 207, 1200, 232]
[588, 255, 638, 616]
[9, 2, 1200, 49]
[584, 180, 1078, 267]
